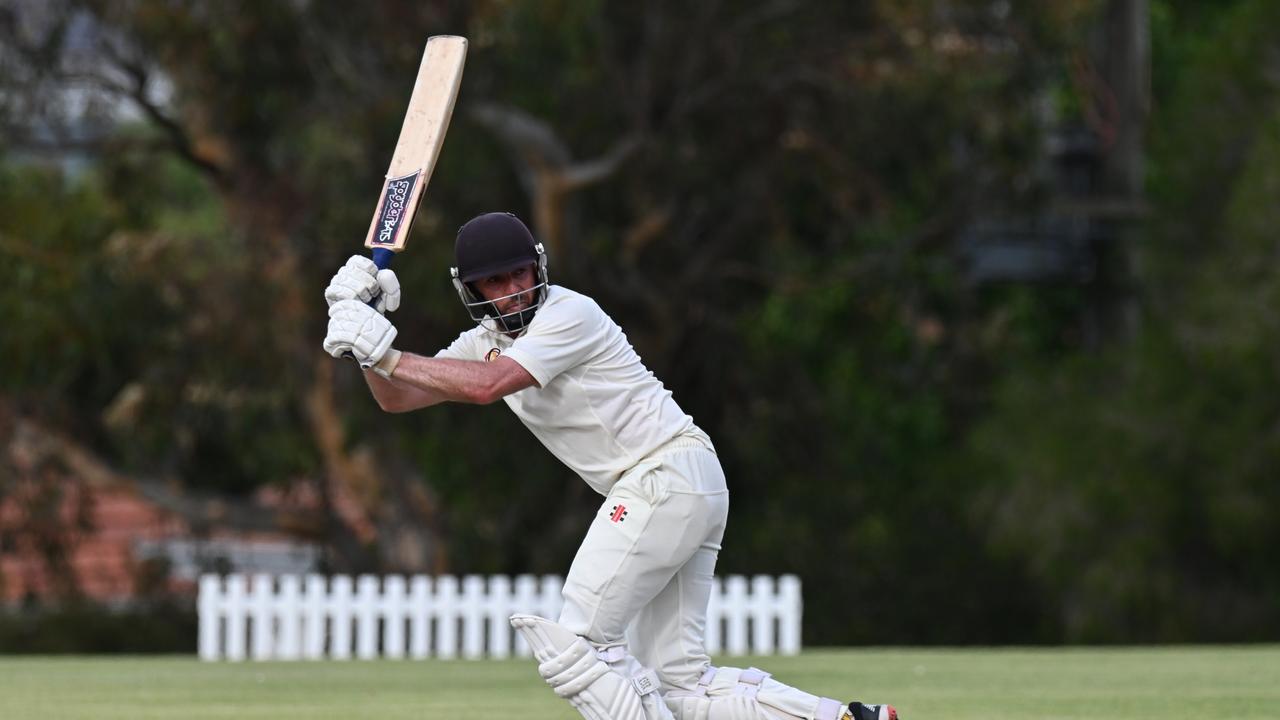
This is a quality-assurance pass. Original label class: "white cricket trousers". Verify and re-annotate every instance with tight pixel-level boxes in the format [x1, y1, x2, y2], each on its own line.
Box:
[558, 432, 730, 692]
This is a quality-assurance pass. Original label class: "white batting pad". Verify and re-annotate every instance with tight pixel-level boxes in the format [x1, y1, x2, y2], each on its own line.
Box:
[510, 614, 674, 720]
[665, 666, 847, 720]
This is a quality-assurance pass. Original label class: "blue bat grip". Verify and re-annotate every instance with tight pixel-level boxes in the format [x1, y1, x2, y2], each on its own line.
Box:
[372, 247, 395, 270]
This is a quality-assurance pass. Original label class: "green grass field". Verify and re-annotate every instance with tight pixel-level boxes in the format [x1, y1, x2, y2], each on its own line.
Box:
[1, 646, 1276, 719]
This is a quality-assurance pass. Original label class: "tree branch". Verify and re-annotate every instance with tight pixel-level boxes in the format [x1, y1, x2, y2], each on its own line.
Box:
[103, 51, 227, 184]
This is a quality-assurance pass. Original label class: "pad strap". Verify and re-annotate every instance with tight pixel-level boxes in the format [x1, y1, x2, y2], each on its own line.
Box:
[597, 645, 629, 664]
[631, 667, 662, 696]
[595, 644, 660, 696]
[815, 697, 847, 720]
[692, 666, 718, 697]
[733, 667, 771, 700]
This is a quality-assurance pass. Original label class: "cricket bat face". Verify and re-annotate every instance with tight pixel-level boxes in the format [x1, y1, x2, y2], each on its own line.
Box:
[365, 35, 468, 265]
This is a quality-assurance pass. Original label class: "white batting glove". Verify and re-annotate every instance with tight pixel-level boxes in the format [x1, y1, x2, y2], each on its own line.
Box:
[324, 255, 401, 313]
[324, 299, 398, 368]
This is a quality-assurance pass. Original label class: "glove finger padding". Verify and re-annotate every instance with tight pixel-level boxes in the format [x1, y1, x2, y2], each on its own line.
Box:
[324, 256, 375, 306]
[324, 300, 397, 366]
[325, 255, 400, 314]
[375, 268, 401, 313]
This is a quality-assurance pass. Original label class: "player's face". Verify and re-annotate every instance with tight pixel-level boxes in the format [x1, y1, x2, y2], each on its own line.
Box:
[476, 263, 538, 315]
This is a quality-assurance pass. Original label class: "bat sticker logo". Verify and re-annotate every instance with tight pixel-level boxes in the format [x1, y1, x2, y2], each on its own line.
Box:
[372, 171, 421, 247]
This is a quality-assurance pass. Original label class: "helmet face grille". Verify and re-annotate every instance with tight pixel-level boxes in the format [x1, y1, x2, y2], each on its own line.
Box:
[455, 279, 548, 333]
[451, 241, 550, 334]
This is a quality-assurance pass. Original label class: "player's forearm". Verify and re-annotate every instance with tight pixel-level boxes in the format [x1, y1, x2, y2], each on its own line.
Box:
[362, 361, 449, 412]
[377, 353, 513, 407]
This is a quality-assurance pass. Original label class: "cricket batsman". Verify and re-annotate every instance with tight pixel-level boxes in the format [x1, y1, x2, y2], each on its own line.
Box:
[322, 212, 899, 720]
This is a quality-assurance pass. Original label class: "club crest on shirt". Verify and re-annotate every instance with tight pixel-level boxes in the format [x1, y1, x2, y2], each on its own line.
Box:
[484, 347, 502, 362]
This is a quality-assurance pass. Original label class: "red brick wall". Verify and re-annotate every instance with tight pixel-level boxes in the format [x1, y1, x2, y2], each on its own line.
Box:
[1, 485, 188, 603]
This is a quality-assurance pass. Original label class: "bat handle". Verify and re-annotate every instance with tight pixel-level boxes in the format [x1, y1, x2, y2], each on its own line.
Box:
[371, 247, 395, 270]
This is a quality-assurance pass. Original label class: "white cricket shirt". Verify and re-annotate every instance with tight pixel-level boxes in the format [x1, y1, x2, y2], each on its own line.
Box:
[436, 285, 700, 496]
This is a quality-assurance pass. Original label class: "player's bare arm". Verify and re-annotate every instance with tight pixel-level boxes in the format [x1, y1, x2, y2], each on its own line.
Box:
[364, 353, 537, 411]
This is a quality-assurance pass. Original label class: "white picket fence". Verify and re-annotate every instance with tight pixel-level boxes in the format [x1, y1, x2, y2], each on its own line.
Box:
[198, 573, 802, 661]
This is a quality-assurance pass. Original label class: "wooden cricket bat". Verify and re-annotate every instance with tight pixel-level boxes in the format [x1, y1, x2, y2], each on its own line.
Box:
[364, 35, 468, 270]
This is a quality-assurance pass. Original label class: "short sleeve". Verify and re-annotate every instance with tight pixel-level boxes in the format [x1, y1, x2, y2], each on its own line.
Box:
[435, 327, 488, 361]
[502, 294, 603, 386]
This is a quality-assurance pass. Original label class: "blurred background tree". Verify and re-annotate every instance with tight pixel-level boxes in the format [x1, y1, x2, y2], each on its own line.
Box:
[0, 0, 1276, 644]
